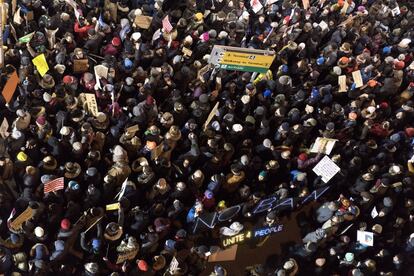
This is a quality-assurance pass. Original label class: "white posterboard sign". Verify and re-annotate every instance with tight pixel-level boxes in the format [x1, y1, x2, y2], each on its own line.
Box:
[310, 137, 338, 155]
[312, 156, 340, 183]
[357, 230, 374, 246]
[371, 206, 378, 218]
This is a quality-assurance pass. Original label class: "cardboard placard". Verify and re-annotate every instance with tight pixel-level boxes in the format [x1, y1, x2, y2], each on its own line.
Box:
[126, 124, 139, 134]
[312, 156, 341, 183]
[134, 15, 152, 29]
[203, 102, 219, 131]
[302, 0, 310, 9]
[340, 0, 349, 14]
[182, 47, 193, 57]
[106, 203, 121, 211]
[84, 93, 99, 116]
[338, 75, 347, 92]
[32, 54, 49, 77]
[0, 118, 9, 138]
[208, 245, 238, 262]
[310, 137, 338, 155]
[2, 71, 19, 103]
[151, 143, 164, 160]
[73, 59, 89, 73]
[357, 230, 374, 246]
[198, 64, 211, 82]
[352, 70, 363, 88]
[10, 206, 34, 230]
[116, 248, 138, 264]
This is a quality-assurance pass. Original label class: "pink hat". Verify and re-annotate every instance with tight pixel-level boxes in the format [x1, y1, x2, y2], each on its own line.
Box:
[36, 116, 46, 126]
[201, 32, 210, 42]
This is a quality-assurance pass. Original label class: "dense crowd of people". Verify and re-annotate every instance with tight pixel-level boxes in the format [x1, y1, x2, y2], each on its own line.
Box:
[1, 0, 414, 275]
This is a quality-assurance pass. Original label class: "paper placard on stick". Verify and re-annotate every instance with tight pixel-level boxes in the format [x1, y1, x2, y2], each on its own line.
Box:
[302, 0, 309, 9]
[203, 102, 219, 131]
[10, 207, 34, 230]
[0, 118, 9, 138]
[338, 75, 347, 92]
[162, 15, 173, 33]
[319, 21, 328, 32]
[106, 203, 120, 211]
[391, 4, 400, 17]
[84, 93, 99, 116]
[2, 71, 19, 103]
[208, 245, 238, 262]
[18, 32, 34, 43]
[182, 47, 193, 57]
[357, 230, 374, 246]
[134, 15, 152, 29]
[352, 70, 363, 88]
[310, 137, 338, 155]
[73, 59, 89, 73]
[371, 206, 378, 218]
[94, 65, 108, 89]
[126, 124, 139, 134]
[312, 156, 341, 183]
[250, 0, 263, 13]
[32, 54, 49, 77]
[116, 248, 138, 264]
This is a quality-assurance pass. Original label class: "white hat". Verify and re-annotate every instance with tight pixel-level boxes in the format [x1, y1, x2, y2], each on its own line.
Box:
[184, 35, 193, 45]
[241, 95, 250, 104]
[398, 38, 411, 49]
[96, 112, 107, 123]
[218, 31, 228, 39]
[283, 260, 295, 270]
[34, 226, 44, 238]
[125, 77, 134, 85]
[367, 106, 376, 114]
[263, 138, 272, 148]
[60, 126, 70, 136]
[134, 9, 142, 16]
[333, 66, 341, 75]
[16, 109, 25, 117]
[43, 92, 52, 103]
[11, 129, 22, 139]
[232, 124, 243, 132]
[131, 32, 141, 41]
[73, 142, 82, 151]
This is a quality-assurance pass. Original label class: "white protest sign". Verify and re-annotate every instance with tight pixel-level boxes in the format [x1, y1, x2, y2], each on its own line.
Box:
[310, 137, 338, 155]
[371, 206, 378, 218]
[391, 4, 400, 17]
[312, 156, 340, 183]
[357, 230, 374, 246]
[250, 0, 263, 13]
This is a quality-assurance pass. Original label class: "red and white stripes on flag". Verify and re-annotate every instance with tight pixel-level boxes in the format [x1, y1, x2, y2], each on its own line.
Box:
[44, 177, 64, 193]
[162, 15, 173, 33]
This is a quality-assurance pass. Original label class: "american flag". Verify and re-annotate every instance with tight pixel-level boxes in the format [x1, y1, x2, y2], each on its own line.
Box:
[162, 15, 173, 33]
[44, 177, 64, 193]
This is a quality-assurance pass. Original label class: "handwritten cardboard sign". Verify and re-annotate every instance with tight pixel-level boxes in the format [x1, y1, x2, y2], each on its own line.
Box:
[302, 0, 310, 9]
[116, 248, 138, 264]
[134, 15, 152, 29]
[32, 54, 49, 77]
[2, 71, 19, 103]
[203, 102, 219, 131]
[106, 203, 120, 211]
[84, 93, 99, 116]
[352, 70, 363, 88]
[182, 47, 193, 57]
[338, 75, 347, 92]
[10, 206, 34, 230]
[0, 118, 9, 138]
[341, 0, 349, 15]
[73, 59, 89, 73]
[126, 124, 139, 134]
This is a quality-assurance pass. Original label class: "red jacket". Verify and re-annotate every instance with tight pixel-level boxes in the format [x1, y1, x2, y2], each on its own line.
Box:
[74, 22, 93, 40]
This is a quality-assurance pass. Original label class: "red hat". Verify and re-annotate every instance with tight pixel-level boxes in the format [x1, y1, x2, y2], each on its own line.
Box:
[112, 37, 121, 47]
[406, 127, 414, 137]
[146, 95, 154, 105]
[137, 260, 148, 271]
[298, 153, 308, 161]
[63, 75, 75, 84]
[379, 102, 389, 109]
[36, 116, 46, 126]
[60, 218, 71, 230]
[394, 60, 405, 70]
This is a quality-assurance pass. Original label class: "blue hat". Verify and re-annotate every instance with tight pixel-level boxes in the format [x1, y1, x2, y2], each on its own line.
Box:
[316, 57, 325, 65]
[92, 238, 101, 250]
[124, 58, 133, 69]
[165, 239, 176, 249]
[382, 46, 392, 54]
[204, 190, 214, 199]
[68, 180, 79, 190]
[263, 89, 272, 98]
[281, 64, 288, 73]
[10, 233, 19, 244]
